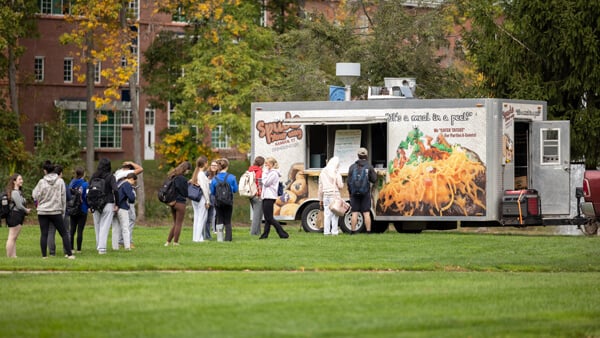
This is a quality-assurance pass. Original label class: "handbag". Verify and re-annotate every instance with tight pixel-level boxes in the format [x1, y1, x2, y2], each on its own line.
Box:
[187, 183, 202, 202]
[329, 197, 350, 217]
[316, 210, 324, 229]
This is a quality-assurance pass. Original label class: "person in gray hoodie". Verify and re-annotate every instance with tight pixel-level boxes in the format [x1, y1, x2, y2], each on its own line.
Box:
[32, 161, 75, 259]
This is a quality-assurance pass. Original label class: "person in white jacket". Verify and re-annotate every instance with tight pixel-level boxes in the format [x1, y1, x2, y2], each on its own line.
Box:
[190, 156, 211, 242]
[259, 157, 289, 239]
[318, 156, 344, 235]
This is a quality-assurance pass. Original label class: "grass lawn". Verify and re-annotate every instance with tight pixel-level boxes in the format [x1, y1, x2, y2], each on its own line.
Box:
[0, 224, 599, 337]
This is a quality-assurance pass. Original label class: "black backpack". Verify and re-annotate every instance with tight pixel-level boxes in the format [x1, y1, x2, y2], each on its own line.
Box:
[214, 174, 233, 207]
[0, 192, 11, 219]
[87, 177, 107, 213]
[158, 177, 177, 206]
[67, 185, 83, 216]
[349, 164, 371, 197]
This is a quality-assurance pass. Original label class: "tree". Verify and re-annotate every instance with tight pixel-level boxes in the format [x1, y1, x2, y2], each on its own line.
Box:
[0, 0, 38, 115]
[456, 0, 600, 167]
[60, 0, 138, 175]
[265, 0, 303, 34]
[151, 0, 281, 166]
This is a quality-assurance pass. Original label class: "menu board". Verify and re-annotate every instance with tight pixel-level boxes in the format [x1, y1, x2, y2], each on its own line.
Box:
[334, 129, 361, 173]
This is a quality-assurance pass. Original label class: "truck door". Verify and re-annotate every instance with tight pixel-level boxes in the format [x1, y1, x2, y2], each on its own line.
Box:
[530, 121, 570, 215]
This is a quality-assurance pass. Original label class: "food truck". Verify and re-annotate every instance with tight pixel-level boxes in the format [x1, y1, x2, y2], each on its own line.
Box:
[251, 98, 581, 233]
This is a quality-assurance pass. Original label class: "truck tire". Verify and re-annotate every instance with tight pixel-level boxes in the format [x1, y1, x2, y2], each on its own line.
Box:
[301, 202, 323, 233]
[339, 211, 365, 233]
[581, 220, 599, 236]
[371, 221, 389, 233]
[393, 222, 423, 233]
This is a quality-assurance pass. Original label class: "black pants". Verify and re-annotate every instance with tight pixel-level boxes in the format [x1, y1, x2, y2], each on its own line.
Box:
[70, 213, 88, 251]
[39, 214, 72, 257]
[261, 199, 288, 238]
[215, 204, 233, 241]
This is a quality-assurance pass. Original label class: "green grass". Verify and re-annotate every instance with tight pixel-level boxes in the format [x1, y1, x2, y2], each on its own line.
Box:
[0, 225, 599, 337]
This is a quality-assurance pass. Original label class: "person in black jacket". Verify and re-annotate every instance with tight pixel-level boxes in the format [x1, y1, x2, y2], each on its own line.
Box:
[90, 158, 119, 254]
[165, 161, 191, 246]
[347, 148, 377, 234]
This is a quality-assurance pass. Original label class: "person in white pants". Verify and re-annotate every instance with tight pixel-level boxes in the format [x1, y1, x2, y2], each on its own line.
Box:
[318, 156, 344, 235]
[190, 156, 211, 242]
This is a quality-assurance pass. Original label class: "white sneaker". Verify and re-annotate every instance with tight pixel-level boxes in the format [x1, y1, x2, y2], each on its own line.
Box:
[67, 255, 76, 259]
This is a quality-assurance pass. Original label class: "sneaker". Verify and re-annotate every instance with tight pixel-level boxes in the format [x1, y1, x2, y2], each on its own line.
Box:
[67, 255, 76, 259]
[98, 250, 106, 255]
[164, 242, 170, 247]
[173, 242, 179, 246]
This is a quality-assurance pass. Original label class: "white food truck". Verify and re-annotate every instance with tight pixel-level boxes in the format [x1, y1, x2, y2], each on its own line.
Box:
[251, 98, 579, 233]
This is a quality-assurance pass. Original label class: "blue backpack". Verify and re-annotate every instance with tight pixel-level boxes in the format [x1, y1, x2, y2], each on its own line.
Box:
[350, 164, 370, 197]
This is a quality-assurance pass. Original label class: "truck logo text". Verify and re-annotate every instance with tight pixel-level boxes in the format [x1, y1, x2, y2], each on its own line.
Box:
[256, 111, 303, 144]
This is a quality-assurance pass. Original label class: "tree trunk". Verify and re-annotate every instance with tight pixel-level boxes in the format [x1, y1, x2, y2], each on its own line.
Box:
[85, 33, 95, 175]
[8, 44, 19, 115]
[130, 72, 145, 221]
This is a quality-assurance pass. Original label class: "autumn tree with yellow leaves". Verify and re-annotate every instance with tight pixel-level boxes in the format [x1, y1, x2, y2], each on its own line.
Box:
[59, 0, 138, 175]
[151, 0, 281, 168]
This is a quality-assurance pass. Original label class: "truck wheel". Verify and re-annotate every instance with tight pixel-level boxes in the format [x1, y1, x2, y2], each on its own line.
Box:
[393, 222, 423, 233]
[371, 221, 389, 233]
[301, 202, 323, 233]
[339, 211, 365, 233]
[581, 220, 599, 236]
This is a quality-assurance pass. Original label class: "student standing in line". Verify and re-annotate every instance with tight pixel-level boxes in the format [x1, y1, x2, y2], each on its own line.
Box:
[164, 161, 191, 246]
[32, 161, 75, 259]
[47, 165, 68, 256]
[112, 173, 137, 250]
[209, 158, 238, 242]
[114, 161, 143, 248]
[190, 156, 211, 242]
[68, 167, 88, 253]
[5, 174, 30, 258]
[319, 156, 344, 235]
[90, 158, 119, 254]
[259, 157, 289, 239]
[347, 148, 377, 234]
[204, 160, 219, 239]
[246, 156, 264, 236]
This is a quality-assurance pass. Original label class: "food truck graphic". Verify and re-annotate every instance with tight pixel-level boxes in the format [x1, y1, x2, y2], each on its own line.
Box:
[251, 99, 581, 233]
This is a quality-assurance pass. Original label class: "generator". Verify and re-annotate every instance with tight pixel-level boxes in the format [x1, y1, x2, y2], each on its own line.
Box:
[502, 189, 541, 224]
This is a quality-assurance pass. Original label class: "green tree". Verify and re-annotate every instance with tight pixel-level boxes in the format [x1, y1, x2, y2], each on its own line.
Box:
[0, 0, 38, 115]
[265, 0, 302, 34]
[456, 0, 600, 167]
[0, 107, 29, 179]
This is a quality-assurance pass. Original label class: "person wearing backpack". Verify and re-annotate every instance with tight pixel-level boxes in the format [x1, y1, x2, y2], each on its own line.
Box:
[164, 161, 192, 246]
[32, 161, 75, 259]
[89, 158, 119, 255]
[259, 157, 289, 239]
[246, 156, 264, 236]
[5, 174, 30, 258]
[347, 148, 377, 234]
[67, 167, 88, 253]
[114, 161, 143, 249]
[204, 160, 219, 239]
[209, 158, 238, 242]
[319, 156, 344, 236]
[189, 156, 211, 242]
[112, 173, 137, 250]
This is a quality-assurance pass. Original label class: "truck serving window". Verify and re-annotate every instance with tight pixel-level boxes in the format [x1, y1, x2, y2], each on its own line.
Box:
[541, 128, 560, 164]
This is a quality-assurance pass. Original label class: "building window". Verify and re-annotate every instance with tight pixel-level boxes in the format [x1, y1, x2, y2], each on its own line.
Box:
[34, 56, 44, 82]
[122, 110, 133, 125]
[128, 0, 138, 19]
[168, 100, 178, 128]
[65, 110, 122, 149]
[40, 0, 71, 15]
[64, 58, 73, 83]
[34, 124, 44, 147]
[94, 61, 101, 84]
[145, 109, 155, 125]
[211, 106, 229, 149]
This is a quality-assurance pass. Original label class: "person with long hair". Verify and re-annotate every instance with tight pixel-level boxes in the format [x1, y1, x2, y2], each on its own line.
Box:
[190, 156, 211, 242]
[89, 158, 119, 254]
[209, 158, 238, 242]
[204, 160, 219, 239]
[319, 156, 344, 235]
[68, 167, 89, 253]
[246, 156, 265, 236]
[5, 174, 30, 258]
[165, 161, 191, 246]
[32, 161, 75, 259]
[259, 157, 289, 239]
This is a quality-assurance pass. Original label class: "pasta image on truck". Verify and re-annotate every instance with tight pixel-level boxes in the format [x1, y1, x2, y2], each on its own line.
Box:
[251, 98, 588, 233]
